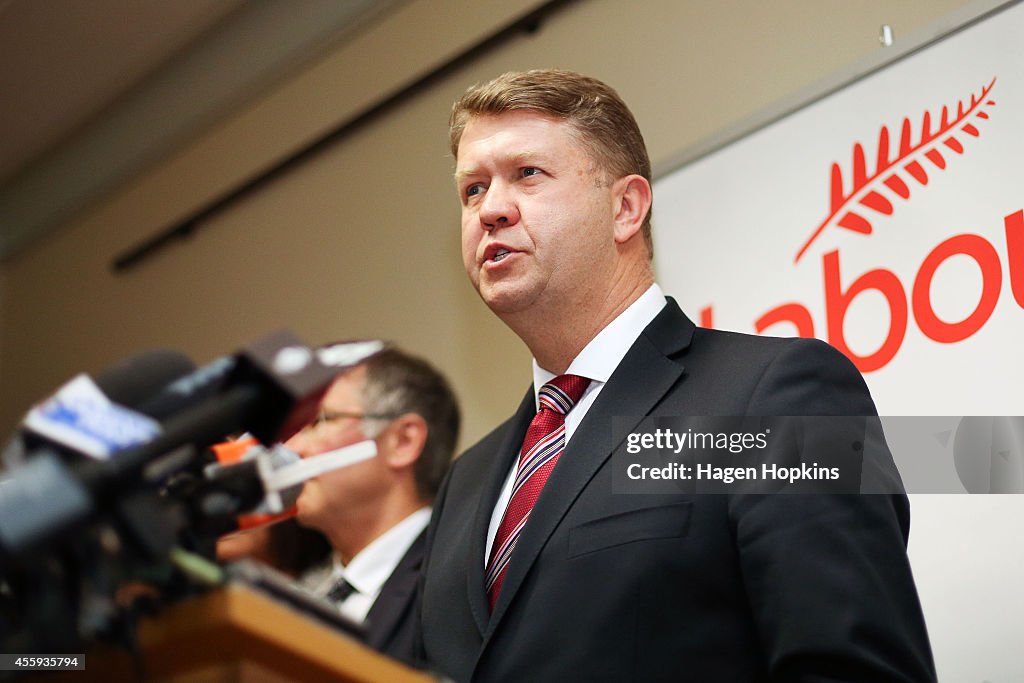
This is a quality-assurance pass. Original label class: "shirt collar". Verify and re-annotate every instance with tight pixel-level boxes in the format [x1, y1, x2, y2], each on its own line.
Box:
[532, 283, 667, 401]
[332, 506, 431, 597]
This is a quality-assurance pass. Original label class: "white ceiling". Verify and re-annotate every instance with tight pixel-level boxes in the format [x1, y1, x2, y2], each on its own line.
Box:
[0, 0, 401, 261]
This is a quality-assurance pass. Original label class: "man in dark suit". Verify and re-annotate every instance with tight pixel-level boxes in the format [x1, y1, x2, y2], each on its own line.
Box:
[418, 70, 936, 681]
[284, 347, 459, 663]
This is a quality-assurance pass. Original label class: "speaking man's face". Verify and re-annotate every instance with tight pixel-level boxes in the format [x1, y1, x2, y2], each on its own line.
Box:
[455, 111, 620, 318]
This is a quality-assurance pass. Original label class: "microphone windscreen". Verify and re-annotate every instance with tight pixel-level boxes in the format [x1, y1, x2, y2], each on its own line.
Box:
[94, 349, 196, 410]
[134, 356, 235, 421]
[8, 350, 196, 465]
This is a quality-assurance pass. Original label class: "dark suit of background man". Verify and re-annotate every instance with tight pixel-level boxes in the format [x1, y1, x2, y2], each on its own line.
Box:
[418, 69, 936, 682]
[282, 347, 459, 664]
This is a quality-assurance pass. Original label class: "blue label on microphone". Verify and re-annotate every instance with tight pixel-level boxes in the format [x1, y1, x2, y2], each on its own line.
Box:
[24, 375, 161, 459]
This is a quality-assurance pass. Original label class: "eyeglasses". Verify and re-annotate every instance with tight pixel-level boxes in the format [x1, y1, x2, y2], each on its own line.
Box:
[301, 410, 400, 433]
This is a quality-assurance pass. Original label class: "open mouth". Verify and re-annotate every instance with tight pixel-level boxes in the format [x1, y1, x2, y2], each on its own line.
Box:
[492, 248, 511, 262]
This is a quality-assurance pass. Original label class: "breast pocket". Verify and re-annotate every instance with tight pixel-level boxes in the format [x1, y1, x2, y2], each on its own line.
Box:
[567, 501, 692, 558]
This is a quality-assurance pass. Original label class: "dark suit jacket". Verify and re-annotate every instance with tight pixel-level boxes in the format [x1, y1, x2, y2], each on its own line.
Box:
[419, 299, 935, 682]
[362, 529, 426, 665]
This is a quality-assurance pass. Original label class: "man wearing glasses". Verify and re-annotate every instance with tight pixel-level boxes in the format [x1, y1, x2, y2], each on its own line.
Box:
[285, 346, 460, 664]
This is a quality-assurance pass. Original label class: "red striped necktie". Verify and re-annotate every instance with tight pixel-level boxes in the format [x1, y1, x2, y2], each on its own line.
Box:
[485, 374, 590, 610]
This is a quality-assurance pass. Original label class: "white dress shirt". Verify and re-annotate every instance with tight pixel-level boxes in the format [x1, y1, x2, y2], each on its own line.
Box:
[310, 506, 431, 623]
[485, 283, 668, 563]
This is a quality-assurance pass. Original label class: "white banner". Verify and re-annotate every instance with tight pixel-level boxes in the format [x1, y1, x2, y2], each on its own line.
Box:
[654, 1, 1024, 416]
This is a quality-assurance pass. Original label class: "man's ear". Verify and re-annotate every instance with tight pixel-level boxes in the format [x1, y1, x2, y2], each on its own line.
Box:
[379, 413, 428, 471]
[612, 174, 652, 244]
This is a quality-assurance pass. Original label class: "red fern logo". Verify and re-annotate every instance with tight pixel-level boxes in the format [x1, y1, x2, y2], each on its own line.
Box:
[795, 77, 997, 263]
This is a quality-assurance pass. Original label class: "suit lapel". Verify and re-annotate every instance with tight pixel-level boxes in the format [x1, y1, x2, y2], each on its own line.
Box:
[364, 530, 426, 651]
[465, 388, 536, 636]
[483, 300, 696, 641]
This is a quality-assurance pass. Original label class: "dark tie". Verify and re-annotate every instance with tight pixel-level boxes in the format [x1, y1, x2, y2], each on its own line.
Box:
[326, 578, 356, 603]
[485, 374, 590, 610]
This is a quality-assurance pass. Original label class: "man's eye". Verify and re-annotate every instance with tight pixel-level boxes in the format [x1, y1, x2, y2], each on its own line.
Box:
[521, 167, 542, 177]
[465, 184, 484, 198]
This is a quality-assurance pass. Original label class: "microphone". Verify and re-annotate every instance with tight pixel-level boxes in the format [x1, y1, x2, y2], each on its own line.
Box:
[93, 349, 199, 410]
[4, 349, 196, 467]
[120, 333, 386, 451]
[0, 350, 195, 565]
[195, 437, 303, 534]
[0, 332, 384, 561]
[182, 436, 378, 538]
[0, 334, 386, 654]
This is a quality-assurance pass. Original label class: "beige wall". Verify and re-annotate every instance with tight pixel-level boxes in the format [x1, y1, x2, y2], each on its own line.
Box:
[0, 0, 972, 445]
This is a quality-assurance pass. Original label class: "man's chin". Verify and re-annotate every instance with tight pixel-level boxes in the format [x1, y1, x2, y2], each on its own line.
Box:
[478, 283, 537, 315]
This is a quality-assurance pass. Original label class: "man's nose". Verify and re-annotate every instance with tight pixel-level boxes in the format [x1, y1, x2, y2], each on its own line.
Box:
[479, 183, 520, 230]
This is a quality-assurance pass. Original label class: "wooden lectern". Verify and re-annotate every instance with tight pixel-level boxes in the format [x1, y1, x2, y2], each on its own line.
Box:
[81, 584, 442, 683]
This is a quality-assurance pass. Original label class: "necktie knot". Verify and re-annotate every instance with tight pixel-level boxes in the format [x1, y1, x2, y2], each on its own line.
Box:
[538, 374, 590, 416]
[326, 578, 356, 603]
